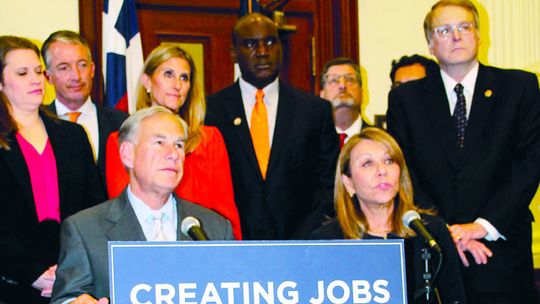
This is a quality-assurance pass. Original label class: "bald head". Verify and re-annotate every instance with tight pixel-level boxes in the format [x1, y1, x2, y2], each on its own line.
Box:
[232, 13, 282, 89]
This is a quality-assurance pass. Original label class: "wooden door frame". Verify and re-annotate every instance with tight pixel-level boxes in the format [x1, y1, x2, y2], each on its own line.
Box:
[79, 0, 358, 104]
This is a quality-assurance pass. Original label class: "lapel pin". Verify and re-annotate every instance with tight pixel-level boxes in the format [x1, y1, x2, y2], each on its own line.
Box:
[484, 89, 493, 98]
[233, 117, 242, 126]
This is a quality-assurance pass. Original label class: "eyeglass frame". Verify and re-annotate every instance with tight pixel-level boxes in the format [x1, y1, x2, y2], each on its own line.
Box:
[323, 73, 361, 87]
[431, 21, 477, 40]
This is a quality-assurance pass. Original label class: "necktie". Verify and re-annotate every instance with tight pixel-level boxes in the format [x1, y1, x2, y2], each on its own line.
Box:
[151, 213, 167, 241]
[339, 133, 347, 149]
[250, 89, 270, 179]
[67, 111, 81, 123]
[453, 84, 467, 148]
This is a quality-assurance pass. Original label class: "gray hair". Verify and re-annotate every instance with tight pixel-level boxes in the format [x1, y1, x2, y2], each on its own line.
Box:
[118, 106, 188, 146]
[41, 30, 92, 70]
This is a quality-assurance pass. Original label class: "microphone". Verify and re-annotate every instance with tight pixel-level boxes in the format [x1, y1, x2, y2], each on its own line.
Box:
[402, 210, 441, 253]
[181, 216, 209, 241]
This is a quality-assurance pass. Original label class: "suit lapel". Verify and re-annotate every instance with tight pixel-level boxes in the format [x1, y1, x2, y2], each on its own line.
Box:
[0, 133, 36, 216]
[223, 83, 262, 179]
[105, 191, 146, 241]
[460, 64, 496, 163]
[424, 72, 461, 167]
[175, 195, 190, 241]
[267, 83, 296, 176]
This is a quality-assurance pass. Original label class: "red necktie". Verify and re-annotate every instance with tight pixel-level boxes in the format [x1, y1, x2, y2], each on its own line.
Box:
[339, 133, 347, 149]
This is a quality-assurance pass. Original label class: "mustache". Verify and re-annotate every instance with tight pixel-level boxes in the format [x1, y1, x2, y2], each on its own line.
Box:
[331, 96, 356, 108]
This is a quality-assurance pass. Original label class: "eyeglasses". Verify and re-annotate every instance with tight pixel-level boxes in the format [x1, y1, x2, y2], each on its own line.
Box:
[432, 22, 476, 39]
[324, 74, 359, 86]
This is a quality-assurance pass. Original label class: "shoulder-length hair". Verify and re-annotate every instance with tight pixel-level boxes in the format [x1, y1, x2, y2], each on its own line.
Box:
[135, 43, 204, 153]
[335, 127, 427, 239]
[0, 36, 42, 150]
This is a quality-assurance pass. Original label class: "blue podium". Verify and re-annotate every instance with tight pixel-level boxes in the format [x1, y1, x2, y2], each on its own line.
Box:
[109, 240, 407, 304]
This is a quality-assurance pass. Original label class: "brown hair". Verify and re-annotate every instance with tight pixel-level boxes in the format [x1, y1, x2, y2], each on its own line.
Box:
[335, 127, 429, 239]
[0, 36, 42, 150]
[135, 44, 205, 153]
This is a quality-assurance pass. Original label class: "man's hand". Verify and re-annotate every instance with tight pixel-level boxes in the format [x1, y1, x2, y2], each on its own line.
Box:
[449, 222, 487, 246]
[455, 239, 493, 267]
[72, 294, 109, 304]
[31, 264, 57, 297]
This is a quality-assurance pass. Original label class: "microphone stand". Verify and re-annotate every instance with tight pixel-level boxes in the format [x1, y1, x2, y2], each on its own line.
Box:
[414, 248, 443, 303]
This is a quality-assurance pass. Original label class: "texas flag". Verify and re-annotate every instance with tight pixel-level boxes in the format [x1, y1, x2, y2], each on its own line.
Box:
[102, 0, 144, 113]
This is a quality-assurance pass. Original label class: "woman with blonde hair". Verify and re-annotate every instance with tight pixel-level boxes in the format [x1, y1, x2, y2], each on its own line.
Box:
[310, 127, 465, 303]
[105, 44, 241, 239]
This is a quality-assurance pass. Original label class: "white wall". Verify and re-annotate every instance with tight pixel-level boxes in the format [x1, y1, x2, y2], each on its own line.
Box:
[0, 0, 79, 41]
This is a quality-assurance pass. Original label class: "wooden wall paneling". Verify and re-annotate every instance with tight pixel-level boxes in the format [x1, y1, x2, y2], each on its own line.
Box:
[79, 0, 359, 102]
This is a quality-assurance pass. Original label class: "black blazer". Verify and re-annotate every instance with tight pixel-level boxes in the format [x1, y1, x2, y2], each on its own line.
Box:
[0, 112, 106, 303]
[206, 81, 339, 240]
[386, 64, 540, 293]
[310, 214, 467, 304]
[47, 101, 128, 190]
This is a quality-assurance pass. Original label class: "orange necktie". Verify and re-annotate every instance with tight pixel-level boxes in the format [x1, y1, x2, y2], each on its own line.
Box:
[250, 90, 270, 179]
[67, 111, 81, 123]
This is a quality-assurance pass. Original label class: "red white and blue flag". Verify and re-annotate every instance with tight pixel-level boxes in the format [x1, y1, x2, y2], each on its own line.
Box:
[102, 0, 143, 113]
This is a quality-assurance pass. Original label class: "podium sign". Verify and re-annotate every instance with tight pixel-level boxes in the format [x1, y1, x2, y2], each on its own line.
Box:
[109, 240, 407, 304]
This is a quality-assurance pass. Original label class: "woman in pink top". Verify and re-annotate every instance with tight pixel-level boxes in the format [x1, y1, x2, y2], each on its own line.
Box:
[105, 44, 242, 239]
[0, 36, 104, 303]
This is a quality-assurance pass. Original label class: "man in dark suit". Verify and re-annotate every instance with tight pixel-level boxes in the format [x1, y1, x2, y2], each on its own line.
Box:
[51, 107, 234, 304]
[42, 30, 127, 190]
[386, 1, 540, 303]
[206, 13, 339, 240]
[319, 57, 370, 145]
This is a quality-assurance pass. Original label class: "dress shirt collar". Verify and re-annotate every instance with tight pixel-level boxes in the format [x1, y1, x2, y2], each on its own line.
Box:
[239, 76, 279, 108]
[440, 62, 479, 116]
[127, 186, 177, 240]
[54, 97, 95, 118]
[336, 115, 363, 144]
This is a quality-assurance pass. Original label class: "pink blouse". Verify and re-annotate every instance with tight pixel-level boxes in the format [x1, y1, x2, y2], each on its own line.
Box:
[16, 133, 60, 223]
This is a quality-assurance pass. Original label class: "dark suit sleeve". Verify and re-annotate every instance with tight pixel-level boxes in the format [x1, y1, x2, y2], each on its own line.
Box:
[479, 73, 540, 234]
[387, 89, 437, 210]
[296, 100, 340, 237]
[51, 217, 96, 304]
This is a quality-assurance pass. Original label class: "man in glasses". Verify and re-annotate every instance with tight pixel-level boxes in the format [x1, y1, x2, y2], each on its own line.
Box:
[387, 0, 540, 303]
[320, 57, 370, 147]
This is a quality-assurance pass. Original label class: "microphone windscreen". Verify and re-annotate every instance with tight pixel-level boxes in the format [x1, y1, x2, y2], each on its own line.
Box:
[181, 216, 201, 235]
[402, 210, 421, 227]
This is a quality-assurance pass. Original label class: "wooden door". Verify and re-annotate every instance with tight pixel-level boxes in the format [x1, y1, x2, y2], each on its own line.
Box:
[79, 0, 358, 102]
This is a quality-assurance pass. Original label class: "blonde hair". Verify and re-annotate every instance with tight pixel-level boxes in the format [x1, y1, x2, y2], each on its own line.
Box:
[335, 127, 428, 239]
[135, 44, 204, 153]
[423, 0, 479, 43]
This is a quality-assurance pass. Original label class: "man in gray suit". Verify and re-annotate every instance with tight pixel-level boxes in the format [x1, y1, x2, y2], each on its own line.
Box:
[51, 107, 234, 304]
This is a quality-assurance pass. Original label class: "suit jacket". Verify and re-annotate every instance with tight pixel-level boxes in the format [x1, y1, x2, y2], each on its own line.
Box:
[310, 214, 467, 303]
[47, 101, 128, 190]
[386, 64, 540, 293]
[0, 111, 105, 303]
[206, 81, 339, 240]
[51, 191, 234, 303]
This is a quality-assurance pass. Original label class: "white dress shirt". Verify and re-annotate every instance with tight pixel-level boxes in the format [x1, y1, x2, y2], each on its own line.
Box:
[127, 186, 177, 241]
[239, 77, 279, 147]
[336, 116, 363, 144]
[53, 98, 100, 161]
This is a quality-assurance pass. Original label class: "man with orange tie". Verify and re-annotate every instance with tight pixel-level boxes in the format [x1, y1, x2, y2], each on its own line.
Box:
[206, 13, 339, 240]
[319, 57, 371, 147]
[42, 30, 127, 190]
